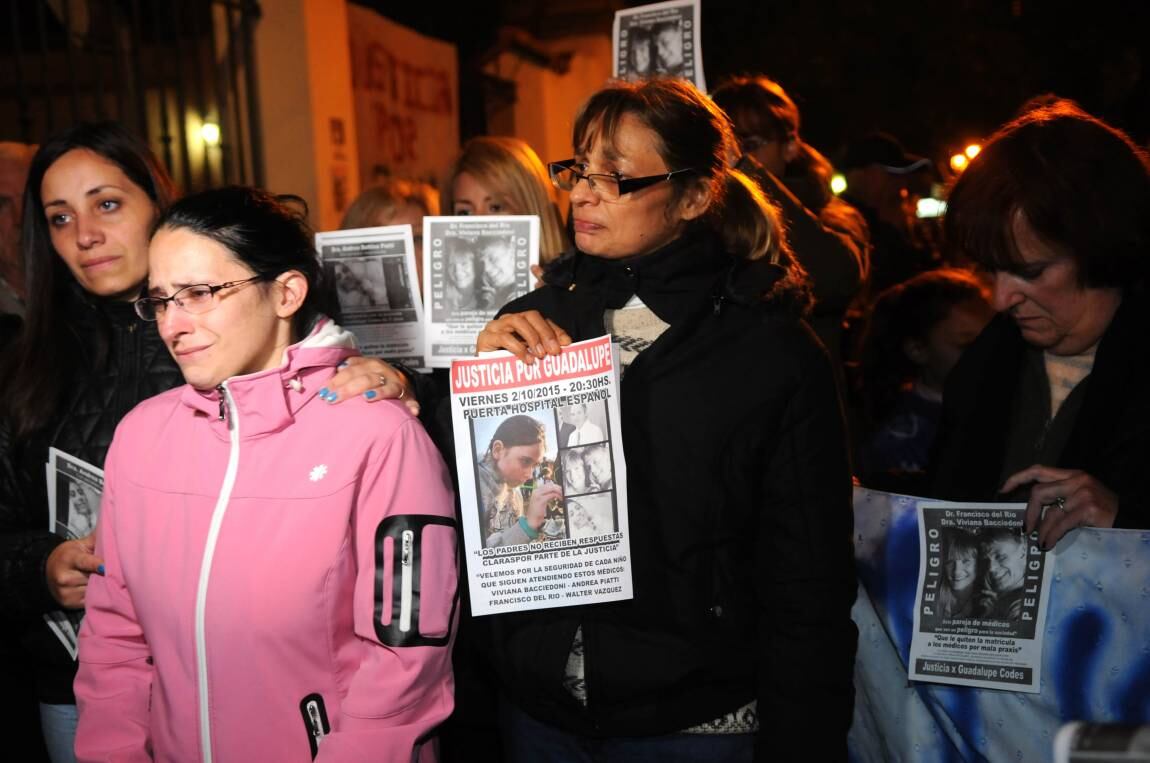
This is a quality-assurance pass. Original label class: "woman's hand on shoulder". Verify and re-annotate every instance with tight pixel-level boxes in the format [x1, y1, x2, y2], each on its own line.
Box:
[476, 311, 572, 365]
[1002, 465, 1119, 549]
[322, 356, 419, 415]
[46, 534, 104, 609]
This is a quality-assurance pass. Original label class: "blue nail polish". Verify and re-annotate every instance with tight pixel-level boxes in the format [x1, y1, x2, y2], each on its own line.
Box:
[365, 390, 377, 400]
[326, 392, 338, 403]
[97, 564, 105, 575]
[319, 387, 330, 398]
[338, 360, 350, 369]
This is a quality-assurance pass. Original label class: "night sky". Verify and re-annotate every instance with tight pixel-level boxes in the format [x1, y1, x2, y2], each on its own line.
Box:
[370, 0, 1150, 169]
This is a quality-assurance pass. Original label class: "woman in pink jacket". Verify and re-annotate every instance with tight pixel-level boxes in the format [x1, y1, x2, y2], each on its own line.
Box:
[74, 186, 459, 762]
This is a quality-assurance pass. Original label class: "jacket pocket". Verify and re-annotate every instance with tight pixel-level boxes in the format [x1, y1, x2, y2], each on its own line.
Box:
[299, 693, 331, 759]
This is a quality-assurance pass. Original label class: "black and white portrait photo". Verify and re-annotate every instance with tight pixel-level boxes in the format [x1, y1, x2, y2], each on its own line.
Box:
[613, 0, 704, 90]
[314, 226, 426, 366]
[565, 493, 617, 539]
[424, 215, 539, 367]
[332, 258, 390, 309]
[556, 400, 607, 448]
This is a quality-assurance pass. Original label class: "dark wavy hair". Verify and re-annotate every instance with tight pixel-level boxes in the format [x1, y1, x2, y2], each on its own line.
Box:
[711, 74, 838, 206]
[154, 186, 339, 340]
[1, 122, 176, 438]
[944, 102, 1150, 289]
[858, 268, 989, 425]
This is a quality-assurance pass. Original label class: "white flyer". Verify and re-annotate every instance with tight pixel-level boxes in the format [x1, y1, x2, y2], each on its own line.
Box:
[44, 447, 104, 659]
[909, 502, 1053, 693]
[451, 335, 632, 615]
[613, 0, 705, 91]
[315, 224, 426, 368]
[423, 215, 539, 368]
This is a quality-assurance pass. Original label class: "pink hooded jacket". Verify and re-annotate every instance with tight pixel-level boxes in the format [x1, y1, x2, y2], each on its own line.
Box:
[74, 320, 459, 762]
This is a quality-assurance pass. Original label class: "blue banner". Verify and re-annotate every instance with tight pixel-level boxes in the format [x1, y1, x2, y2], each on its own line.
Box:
[850, 488, 1150, 762]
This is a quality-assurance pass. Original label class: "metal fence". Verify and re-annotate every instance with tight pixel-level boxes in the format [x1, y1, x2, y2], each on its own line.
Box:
[1, 0, 263, 191]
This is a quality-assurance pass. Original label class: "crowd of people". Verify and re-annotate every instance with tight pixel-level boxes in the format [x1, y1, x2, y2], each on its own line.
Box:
[1, 67, 1148, 763]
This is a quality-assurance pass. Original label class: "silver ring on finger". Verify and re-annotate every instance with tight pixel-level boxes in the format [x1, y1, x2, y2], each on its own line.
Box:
[1055, 496, 1067, 513]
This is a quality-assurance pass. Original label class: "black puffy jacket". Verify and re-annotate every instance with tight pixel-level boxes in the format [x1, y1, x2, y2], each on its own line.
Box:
[482, 231, 858, 760]
[0, 288, 182, 702]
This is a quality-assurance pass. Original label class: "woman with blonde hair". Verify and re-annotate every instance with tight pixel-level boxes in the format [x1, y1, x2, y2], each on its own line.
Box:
[443, 136, 571, 264]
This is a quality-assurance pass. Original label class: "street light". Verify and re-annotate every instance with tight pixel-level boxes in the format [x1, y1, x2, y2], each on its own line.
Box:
[200, 122, 221, 147]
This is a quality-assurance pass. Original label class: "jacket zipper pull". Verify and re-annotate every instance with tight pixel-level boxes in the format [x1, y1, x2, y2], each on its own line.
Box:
[305, 697, 327, 748]
[399, 530, 414, 633]
[216, 384, 227, 423]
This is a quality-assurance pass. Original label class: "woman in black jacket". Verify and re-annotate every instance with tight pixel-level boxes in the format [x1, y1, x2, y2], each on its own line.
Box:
[931, 101, 1150, 551]
[711, 75, 870, 375]
[476, 79, 857, 762]
[0, 122, 413, 762]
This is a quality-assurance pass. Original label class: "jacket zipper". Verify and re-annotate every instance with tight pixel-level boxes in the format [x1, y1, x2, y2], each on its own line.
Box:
[399, 529, 414, 632]
[299, 693, 331, 759]
[195, 381, 242, 763]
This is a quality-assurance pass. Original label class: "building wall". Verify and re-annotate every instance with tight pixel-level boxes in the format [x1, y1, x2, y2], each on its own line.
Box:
[486, 34, 613, 165]
[256, 0, 360, 231]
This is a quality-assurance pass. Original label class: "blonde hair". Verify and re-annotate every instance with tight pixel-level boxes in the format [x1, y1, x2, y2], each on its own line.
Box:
[340, 177, 439, 230]
[443, 136, 571, 263]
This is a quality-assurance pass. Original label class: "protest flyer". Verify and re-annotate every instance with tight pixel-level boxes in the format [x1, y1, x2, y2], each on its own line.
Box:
[423, 215, 539, 368]
[909, 502, 1053, 693]
[450, 335, 632, 616]
[44, 448, 104, 659]
[613, 0, 705, 91]
[315, 225, 425, 368]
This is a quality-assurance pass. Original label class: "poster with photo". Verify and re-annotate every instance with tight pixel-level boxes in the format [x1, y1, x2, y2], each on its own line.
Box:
[423, 215, 539, 368]
[315, 225, 425, 368]
[909, 502, 1053, 693]
[450, 335, 632, 616]
[44, 448, 104, 659]
[613, 0, 705, 91]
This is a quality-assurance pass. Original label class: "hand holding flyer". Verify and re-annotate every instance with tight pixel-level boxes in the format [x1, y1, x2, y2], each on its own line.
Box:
[451, 335, 632, 616]
[909, 502, 1054, 693]
[424, 215, 540, 367]
[44, 448, 106, 658]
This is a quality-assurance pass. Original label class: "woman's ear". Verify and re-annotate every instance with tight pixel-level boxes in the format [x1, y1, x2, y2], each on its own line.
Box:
[273, 270, 309, 319]
[490, 440, 505, 460]
[677, 179, 713, 223]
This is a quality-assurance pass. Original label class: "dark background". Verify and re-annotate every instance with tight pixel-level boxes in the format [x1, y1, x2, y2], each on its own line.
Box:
[370, 0, 1150, 165]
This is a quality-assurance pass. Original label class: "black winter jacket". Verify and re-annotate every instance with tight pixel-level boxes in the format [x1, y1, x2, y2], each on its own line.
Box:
[0, 289, 182, 702]
[930, 296, 1150, 531]
[483, 231, 858, 760]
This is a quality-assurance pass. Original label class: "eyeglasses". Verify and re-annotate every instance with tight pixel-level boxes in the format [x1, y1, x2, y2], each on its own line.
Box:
[134, 275, 264, 321]
[548, 159, 694, 202]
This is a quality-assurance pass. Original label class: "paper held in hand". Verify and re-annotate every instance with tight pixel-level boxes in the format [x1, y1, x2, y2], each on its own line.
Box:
[44, 447, 104, 659]
[613, 0, 705, 91]
[450, 335, 633, 616]
[315, 224, 427, 369]
[422, 215, 540, 368]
